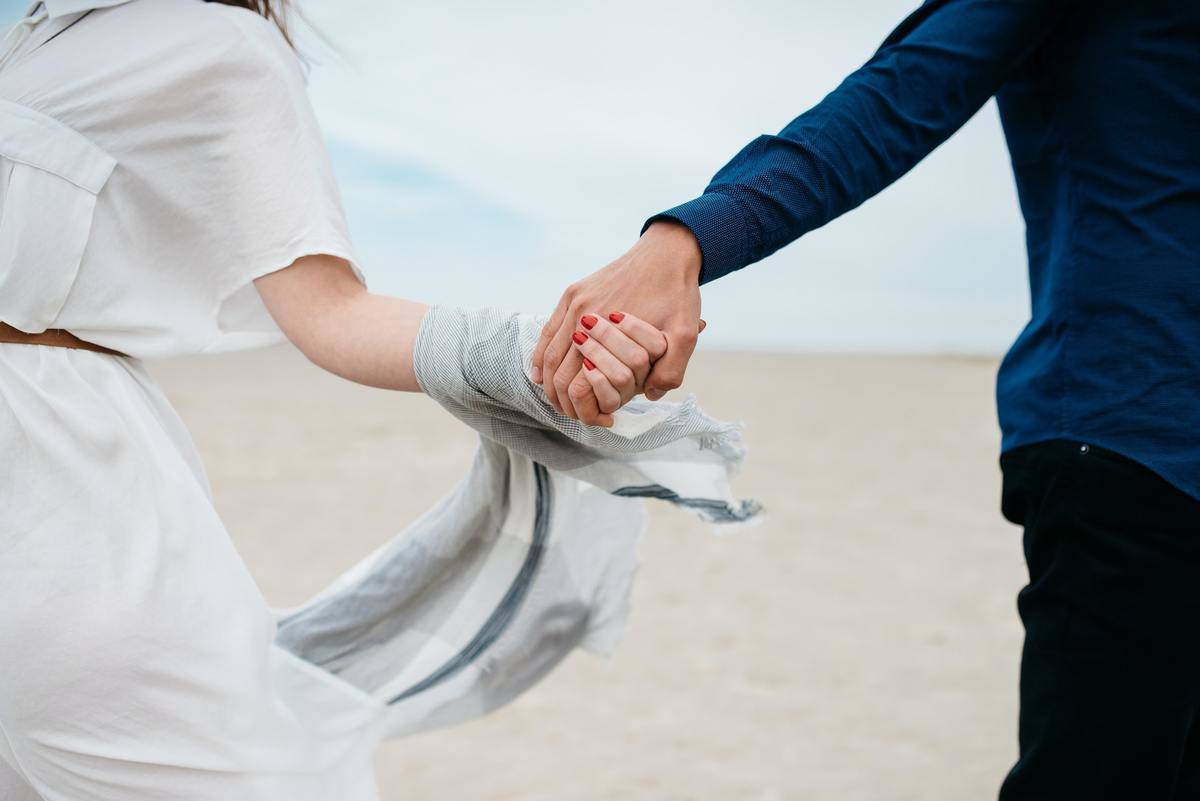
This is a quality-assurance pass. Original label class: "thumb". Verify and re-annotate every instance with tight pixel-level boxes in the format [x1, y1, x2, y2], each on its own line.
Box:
[531, 296, 569, 382]
[644, 341, 693, 402]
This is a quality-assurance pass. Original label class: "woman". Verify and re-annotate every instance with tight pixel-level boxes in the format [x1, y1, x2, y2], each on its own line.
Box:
[0, 1, 755, 799]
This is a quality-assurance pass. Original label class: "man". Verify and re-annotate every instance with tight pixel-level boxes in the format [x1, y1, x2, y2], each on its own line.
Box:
[531, 0, 1200, 797]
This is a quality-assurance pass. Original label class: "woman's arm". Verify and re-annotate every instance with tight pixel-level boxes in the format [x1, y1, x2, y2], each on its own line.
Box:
[252, 255, 665, 422]
[254, 254, 428, 391]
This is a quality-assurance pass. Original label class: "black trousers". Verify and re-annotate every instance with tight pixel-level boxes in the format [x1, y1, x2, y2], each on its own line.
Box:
[998, 440, 1200, 800]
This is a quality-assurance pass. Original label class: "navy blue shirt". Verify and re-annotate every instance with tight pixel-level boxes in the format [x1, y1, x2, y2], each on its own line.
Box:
[650, 0, 1200, 499]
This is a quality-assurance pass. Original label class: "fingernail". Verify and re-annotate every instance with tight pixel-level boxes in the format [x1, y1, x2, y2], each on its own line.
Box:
[530, 366, 542, 382]
[572, 331, 588, 345]
[580, 315, 597, 330]
[583, 357, 596, 371]
[609, 312, 625, 324]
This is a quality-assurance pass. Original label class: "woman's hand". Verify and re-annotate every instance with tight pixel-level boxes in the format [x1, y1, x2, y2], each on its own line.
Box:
[565, 311, 667, 427]
[532, 221, 703, 416]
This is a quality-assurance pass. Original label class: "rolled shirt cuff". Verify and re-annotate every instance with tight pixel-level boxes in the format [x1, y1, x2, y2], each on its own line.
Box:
[642, 192, 753, 285]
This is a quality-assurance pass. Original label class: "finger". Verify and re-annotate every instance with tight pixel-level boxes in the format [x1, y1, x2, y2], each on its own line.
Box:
[698, 318, 707, 334]
[572, 330, 637, 403]
[582, 356, 622, 413]
[602, 311, 668, 362]
[567, 367, 611, 427]
[645, 327, 698, 401]
[580, 362, 619, 424]
[579, 314, 654, 384]
[542, 313, 580, 414]
[551, 346, 585, 418]
[580, 366, 619, 429]
[532, 294, 571, 384]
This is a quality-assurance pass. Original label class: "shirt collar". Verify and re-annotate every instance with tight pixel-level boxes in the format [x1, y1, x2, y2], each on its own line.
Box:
[31, 0, 135, 19]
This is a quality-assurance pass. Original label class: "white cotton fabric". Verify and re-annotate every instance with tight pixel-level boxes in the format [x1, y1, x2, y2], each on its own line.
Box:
[0, 3, 759, 800]
[0, 0, 361, 360]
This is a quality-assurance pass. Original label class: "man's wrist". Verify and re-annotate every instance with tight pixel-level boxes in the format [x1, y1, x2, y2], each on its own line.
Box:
[643, 219, 703, 285]
[643, 194, 749, 284]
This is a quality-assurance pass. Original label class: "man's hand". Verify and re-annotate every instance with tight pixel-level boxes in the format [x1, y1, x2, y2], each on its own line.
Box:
[531, 220, 704, 423]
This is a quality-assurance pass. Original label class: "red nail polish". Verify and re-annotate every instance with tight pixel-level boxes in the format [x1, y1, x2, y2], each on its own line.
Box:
[583, 357, 596, 371]
[580, 315, 597, 330]
[609, 312, 625, 324]
[572, 331, 587, 345]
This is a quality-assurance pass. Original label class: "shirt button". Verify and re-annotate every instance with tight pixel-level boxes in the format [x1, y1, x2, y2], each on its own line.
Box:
[1079, 443, 1090, 455]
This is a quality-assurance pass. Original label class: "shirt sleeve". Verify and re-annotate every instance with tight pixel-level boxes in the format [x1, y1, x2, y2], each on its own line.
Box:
[646, 0, 1073, 284]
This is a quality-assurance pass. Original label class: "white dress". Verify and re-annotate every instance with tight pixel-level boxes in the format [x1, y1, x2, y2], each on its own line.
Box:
[0, 2, 381, 798]
[0, 3, 757, 800]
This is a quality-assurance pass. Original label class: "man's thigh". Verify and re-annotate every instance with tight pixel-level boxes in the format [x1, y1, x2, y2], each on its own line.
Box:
[999, 441, 1200, 800]
[1001, 583, 1200, 799]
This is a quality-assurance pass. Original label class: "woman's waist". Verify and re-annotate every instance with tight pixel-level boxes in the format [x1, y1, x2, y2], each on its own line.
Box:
[0, 321, 129, 357]
[0, 343, 215, 534]
[0, 342, 207, 486]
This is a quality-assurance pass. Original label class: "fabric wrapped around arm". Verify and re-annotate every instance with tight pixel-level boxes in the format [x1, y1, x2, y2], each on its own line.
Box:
[273, 305, 759, 739]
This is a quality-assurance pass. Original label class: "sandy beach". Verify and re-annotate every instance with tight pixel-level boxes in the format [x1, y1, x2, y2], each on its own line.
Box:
[149, 346, 1026, 801]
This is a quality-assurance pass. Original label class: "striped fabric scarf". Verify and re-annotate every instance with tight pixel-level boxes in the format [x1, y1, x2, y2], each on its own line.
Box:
[274, 306, 760, 738]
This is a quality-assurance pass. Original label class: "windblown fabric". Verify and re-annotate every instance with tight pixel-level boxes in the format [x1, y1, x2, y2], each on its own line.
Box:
[275, 306, 760, 737]
[415, 307, 760, 524]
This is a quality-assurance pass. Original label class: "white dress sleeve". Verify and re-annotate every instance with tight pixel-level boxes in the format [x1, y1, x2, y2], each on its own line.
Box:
[194, 10, 365, 350]
[0, 1, 364, 356]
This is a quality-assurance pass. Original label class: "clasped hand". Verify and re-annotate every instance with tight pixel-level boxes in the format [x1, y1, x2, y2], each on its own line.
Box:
[530, 220, 706, 427]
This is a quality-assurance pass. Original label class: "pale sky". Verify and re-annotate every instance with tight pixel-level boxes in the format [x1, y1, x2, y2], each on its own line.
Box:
[5, 0, 1034, 354]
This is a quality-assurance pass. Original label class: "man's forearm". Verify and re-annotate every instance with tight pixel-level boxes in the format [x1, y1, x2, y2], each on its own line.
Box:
[647, 0, 1073, 284]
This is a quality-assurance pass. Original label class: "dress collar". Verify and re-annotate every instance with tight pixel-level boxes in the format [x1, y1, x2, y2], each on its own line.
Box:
[29, 0, 135, 19]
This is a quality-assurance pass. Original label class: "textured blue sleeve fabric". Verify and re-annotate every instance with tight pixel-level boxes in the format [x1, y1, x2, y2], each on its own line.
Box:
[647, 0, 1073, 284]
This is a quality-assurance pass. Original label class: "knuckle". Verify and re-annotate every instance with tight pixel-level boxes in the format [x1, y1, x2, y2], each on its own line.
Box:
[656, 369, 683, 390]
[617, 366, 636, 391]
[567, 381, 591, 403]
[631, 351, 651, 373]
[675, 328, 698, 348]
[553, 372, 573, 395]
